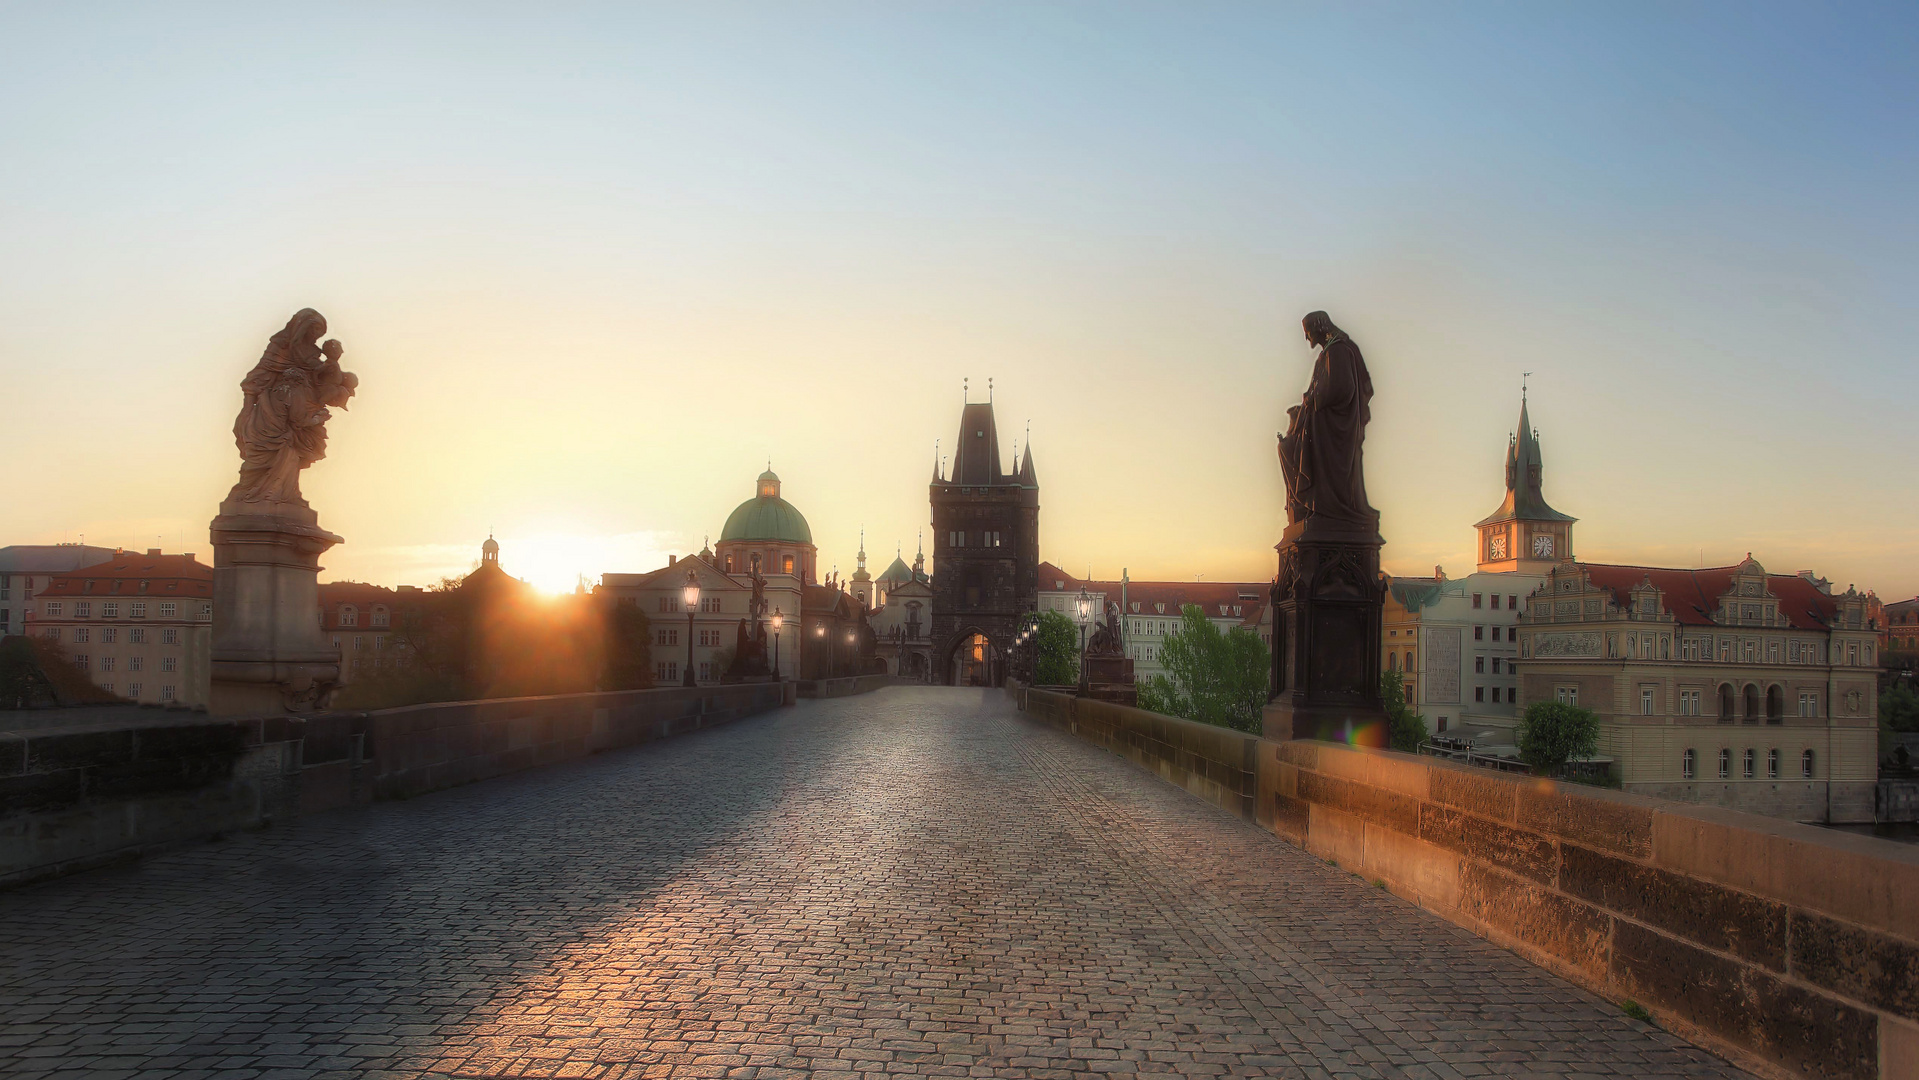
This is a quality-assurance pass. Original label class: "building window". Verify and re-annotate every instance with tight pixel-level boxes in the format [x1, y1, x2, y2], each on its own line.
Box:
[74, 602, 91, 618]
[1682, 749, 1695, 779]
[375, 635, 387, 650]
[1742, 748, 1755, 778]
[658, 629, 678, 646]
[130, 602, 146, 618]
[353, 635, 364, 651]
[159, 602, 176, 617]
[128, 683, 141, 698]
[699, 661, 713, 681]
[1799, 692, 1817, 717]
[102, 628, 117, 643]
[74, 628, 90, 643]
[1680, 689, 1700, 715]
[161, 685, 175, 701]
[102, 602, 119, 617]
[1473, 593, 1483, 609]
[1718, 749, 1730, 779]
[1767, 748, 1779, 779]
[783, 554, 795, 574]
[657, 661, 677, 682]
[372, 606, 390, 627]
[1642, 687, 1655, 715]
[1491, 658, 1501, 674]
[101, 657, 116, 672]
[129, 656, 143, 672]
[1802, 749, 1815, 778]
[1508, 595, 1518, 610]
[340, 606, 358, 627]
[1474, 625, 1484, 641]
[74, 654, 89, 670]
[658, 597, 678, 614]
[161, 628, 179, 644]
[1556, 686, 1578, 707]
[1475, 686, 1485, 702]
[1475, 656, 1485, 674]
[128, 628, 145, 644]
[45, 602, 63, 617]
[161, 657, 176, 672]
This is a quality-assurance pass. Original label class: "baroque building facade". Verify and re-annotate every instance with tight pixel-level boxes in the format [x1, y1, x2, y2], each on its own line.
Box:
[1516, 556, 1880, 822]
[929, 399, 1039, 686]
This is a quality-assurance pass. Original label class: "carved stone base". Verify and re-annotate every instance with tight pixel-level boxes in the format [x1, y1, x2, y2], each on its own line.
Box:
[1079, 654, 1137, 706]
[1268, 532, 1387, 746]
[208, 499, 344, 718]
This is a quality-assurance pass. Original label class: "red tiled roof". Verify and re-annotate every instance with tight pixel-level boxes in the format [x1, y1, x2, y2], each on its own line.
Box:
[40, 552, 211, 597]
[1578, 563, 1837, 630]
[318, 581, 403, 604]
[1038, 562, 1267, 627]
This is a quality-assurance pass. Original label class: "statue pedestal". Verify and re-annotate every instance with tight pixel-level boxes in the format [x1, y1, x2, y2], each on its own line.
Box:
[208, 500, 345, 718]
[1264, 521, 1387, 747]
[1080, 654, 1137, 707]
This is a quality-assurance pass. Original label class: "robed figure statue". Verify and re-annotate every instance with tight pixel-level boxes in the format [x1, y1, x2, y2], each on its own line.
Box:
[227, 308, 358, 507]
[1278, 311, 1379, 541]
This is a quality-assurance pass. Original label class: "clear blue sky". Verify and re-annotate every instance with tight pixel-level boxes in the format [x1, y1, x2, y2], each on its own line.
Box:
[4, 4, 1916, 596]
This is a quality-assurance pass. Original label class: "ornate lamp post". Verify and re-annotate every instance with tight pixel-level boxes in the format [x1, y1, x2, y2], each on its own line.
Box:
[1075, 586, 1093, 685]
[681, 569, 700, 688]
[846, 629, 857, 678]
[771, 607, 783, 679]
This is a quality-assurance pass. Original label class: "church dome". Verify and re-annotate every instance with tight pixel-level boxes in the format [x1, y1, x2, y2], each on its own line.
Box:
[878, 555, 914, 584]
[720, 470, 813, 545]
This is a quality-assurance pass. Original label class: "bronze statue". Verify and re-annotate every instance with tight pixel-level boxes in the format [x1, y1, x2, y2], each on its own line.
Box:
[1086, 600, 1125, 658]
[1278, 311, 1376, 538]
[227, 308, 358, 506]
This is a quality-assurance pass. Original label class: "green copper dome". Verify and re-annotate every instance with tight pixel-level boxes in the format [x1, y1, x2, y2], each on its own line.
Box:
[720, 471, 813, 544]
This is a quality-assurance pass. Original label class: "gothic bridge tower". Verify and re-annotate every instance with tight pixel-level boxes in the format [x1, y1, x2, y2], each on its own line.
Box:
[929, 396, 1039, 686]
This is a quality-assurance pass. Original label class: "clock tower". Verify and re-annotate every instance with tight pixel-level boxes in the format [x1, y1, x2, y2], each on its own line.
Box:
[1475, 393, 1575, 573]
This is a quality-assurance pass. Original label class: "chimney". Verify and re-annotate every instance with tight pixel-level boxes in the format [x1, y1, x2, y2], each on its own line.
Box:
[668, 554, 677, 566]
[147, 548, 161, 556]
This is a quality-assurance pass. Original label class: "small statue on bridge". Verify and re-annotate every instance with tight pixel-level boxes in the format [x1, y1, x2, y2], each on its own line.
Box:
[1085, 600, 1125, 658]
[1277, 311, 1378, 541]
[227, 308, 358, 507]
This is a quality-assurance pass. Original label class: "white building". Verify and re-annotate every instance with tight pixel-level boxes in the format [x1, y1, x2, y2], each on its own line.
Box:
[1037, 562, 1270, 683]
[27, 550, 214, 707]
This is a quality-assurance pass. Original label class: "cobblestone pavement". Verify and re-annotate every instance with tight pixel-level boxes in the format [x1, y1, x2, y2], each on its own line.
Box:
[0, 687, 1750, 1080]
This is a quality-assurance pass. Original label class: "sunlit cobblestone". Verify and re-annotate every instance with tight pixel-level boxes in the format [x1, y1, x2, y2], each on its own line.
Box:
[0, 687, 1748, 1078]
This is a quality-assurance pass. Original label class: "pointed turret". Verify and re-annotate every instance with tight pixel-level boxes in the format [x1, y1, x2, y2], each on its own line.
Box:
[1476, 392, 1576, 571]
[1018, 439, 1037, 486]
[948, 402, 1006, 485]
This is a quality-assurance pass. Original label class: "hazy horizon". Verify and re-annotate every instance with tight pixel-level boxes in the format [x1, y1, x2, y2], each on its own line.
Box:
[5, 5, 1916, 599]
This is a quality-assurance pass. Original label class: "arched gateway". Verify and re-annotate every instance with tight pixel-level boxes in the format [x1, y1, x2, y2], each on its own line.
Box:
[943, 629, 1001, 687]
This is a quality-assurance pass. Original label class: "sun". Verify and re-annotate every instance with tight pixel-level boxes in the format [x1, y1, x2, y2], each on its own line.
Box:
[497, 530, 680, 595]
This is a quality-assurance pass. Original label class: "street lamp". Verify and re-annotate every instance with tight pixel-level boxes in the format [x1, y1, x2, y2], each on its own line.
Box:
[816, 622, 826, 679]
[771, 607, 784, 679]
[1075, 584, 1093, 669]
[681, 569, 700, 688]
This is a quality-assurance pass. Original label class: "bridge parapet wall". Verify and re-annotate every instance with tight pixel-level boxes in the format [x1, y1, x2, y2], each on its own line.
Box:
[359, 682, 788, 802]
[1014, 685, 1919, 1080]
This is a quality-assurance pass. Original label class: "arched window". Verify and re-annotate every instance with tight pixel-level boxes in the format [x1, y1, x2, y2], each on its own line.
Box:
[1767, 748, 1779, 779]
[783, 554, 795, 575]
[1802, 749, 1815, 779]
[1682, 748, 1695, 779]
[371, 605, 390, 628]
[1742, 748, 1755, 779]
[340, 604, 358, 628]
[1718, 748, 1731, 779]
[1743, 683, 1761, 721]
[1405, 651, 1414, 670]
[1388, 653, 1399, 671]
[1719, 683, 1736, 721]
[724, 553, 734, 572]
[1766, 685, 1783, 722]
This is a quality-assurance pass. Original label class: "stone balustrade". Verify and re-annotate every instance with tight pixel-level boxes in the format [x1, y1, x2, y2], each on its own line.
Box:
[1013, 684, 1918, 1080]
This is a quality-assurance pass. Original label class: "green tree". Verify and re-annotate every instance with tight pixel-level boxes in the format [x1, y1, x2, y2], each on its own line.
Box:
[1135, 604, 1270, 733]
[1380, 669, 1429, 752]
[1880, 681, 1919, 733]
[1516, 700, 1601, 777]
[601, 599, 655, 691]
[1029, 610, 1080, 685]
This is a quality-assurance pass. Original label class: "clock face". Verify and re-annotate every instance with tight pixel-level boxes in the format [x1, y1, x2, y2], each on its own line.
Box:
[1489, 534, 1507, 560]
[1533, 533, 1555, 557]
